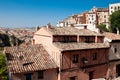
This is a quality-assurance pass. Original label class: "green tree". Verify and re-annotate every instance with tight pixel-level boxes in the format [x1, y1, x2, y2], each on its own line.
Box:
[97, 23, 108, 32]
[109, 10, 120, 33]
[0, 54, 8, 80]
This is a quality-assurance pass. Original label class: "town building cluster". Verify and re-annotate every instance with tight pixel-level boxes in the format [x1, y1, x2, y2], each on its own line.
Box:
[3, 2, 120, 80]
[4, 24, 120, 80]
[57, 3, 120, 29]
[0, 28, 35, 45]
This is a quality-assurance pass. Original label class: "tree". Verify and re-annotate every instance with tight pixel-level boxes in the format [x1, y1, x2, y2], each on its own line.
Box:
[97, 23, 108, 32]
[0, 54, 8, 80]
[109, 10, 120, 33]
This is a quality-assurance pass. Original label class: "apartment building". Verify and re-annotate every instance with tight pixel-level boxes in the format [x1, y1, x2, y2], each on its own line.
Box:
[57, 6, 109, 29]
[33, 26, 109, 80]
[96, 8, 109, 28]
[57, 12, 86, 27]
[86, 12, 96, 25]
[109, 3, 120, 15]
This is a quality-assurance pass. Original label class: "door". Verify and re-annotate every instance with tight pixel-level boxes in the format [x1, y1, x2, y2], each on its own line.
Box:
[89, 71, 94, 80]
[116, 64, 120, 77]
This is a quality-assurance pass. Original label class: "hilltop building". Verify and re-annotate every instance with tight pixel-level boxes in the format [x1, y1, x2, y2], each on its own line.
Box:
[57, 6, 109, 29]
[109, 3, 120, 15]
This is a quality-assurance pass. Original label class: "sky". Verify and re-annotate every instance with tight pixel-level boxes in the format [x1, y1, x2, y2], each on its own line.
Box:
[0, 0, 119, 28]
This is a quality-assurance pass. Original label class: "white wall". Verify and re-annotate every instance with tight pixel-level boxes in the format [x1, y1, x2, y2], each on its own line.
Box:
[109, 3, 120, 15]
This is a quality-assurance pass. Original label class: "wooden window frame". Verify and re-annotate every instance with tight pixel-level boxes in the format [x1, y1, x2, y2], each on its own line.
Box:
[92, 53, 97, 60]
[72, 54, 79, 63]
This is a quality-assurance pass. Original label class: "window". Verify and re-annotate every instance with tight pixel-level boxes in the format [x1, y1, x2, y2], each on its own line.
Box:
[72, 55, 79, 63]
[118, 6, 120, 9]
[111, 11, 113, 13]
[70, 76, 78, 80]
[38, 70, 44, 79]
[25, 73, 32, 80]
[114, 48, 117, 53]
[104, 15, 106, 18]
[111, 7, 113, 9]
[115, 7, 117, 10]
[92, 53, 97, 60]
[84, 37, 90, 43]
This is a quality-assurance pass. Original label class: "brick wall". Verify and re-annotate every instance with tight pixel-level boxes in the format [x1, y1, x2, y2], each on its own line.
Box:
[11, 68, 58, 80]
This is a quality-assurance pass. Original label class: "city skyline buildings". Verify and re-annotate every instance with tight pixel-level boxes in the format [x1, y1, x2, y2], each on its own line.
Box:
[0, 0, 119, 28]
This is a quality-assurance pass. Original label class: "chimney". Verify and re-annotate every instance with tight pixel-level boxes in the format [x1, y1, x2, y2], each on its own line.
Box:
[116, 28, 119, 35]
[46, 23, 51, 29]
[36, 26, 40, 31]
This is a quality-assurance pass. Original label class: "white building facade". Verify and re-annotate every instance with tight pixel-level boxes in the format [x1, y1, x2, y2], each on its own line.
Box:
[86, 12, 97, 25]
[109, 3, 120, 15]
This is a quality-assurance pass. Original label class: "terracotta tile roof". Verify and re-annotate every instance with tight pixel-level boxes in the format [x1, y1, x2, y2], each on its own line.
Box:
[104, 32, 120, 41]
[43, 26, 103, 36]
[97, 8, 108, 12]
[53, 42, 109, 51]
[75, 29, 103, 36]
[5, 44, 57, 74]
[46, 27, 77, 35]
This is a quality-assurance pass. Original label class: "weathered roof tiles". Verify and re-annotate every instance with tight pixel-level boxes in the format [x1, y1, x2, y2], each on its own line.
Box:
[104, 32, 120, 41]
[53, 42, 109, 51]
[5, 44, 58, 74]
[43, 26, 103, 36]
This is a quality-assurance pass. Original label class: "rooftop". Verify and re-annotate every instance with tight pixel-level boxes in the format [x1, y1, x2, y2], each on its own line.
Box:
[42, 26, 103, 36]
[53, 42, 109, 51]
[104, 32, 120, 41]
[5, 44, 57, 73]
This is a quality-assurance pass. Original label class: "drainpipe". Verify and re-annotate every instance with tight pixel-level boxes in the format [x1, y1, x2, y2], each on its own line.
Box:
[116, 28, 119, 35]
[58, 52, 62, 80]
[8, 72, 11, 80]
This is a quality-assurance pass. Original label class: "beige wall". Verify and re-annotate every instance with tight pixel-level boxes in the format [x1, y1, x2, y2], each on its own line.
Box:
[33, 28, 61, 67]
[33, 28, 52, 45]
[11, 68, 58, 80]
